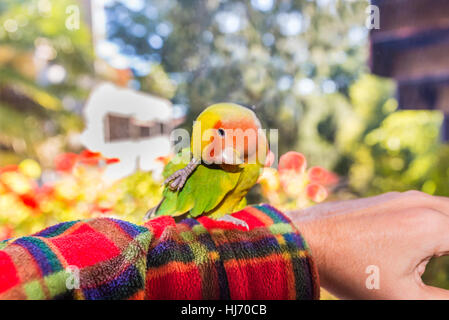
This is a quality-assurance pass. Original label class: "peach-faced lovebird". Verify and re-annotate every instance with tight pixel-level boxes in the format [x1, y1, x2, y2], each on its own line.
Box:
[145, 103, 268, 221]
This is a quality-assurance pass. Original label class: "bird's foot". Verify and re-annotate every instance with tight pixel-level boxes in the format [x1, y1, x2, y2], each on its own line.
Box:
[164, 171, 186, 191]
[164, 158, 199, 191]
[216, 215, 249, 231]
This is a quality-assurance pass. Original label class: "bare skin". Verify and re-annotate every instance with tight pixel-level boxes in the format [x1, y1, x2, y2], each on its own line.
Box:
[285, 191, 449, 300]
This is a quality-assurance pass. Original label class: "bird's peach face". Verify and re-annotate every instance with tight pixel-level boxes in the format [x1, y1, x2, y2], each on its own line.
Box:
[200, 118, 267, 166]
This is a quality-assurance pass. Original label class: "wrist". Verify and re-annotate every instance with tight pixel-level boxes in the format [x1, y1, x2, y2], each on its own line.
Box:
[285, 209, 334, 290]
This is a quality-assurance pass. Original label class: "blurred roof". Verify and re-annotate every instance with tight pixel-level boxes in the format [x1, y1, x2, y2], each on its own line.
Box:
[370, 0, 449, 81]
[370, 0, 449, 139]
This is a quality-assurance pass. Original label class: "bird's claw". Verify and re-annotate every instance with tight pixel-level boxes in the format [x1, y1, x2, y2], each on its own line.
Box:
[217, 215, 249, 230]
[164, 168, 189, 191]
[164, 158, 199, 191]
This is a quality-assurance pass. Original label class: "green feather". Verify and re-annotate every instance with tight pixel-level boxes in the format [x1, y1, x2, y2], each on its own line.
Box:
[154, 150, 242, 217]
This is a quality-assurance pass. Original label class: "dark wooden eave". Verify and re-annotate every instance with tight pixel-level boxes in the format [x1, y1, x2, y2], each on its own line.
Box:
[370, 0, 449, 80]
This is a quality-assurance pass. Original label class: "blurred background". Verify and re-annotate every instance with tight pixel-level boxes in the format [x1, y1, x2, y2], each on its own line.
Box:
[1, 0, 449, 295]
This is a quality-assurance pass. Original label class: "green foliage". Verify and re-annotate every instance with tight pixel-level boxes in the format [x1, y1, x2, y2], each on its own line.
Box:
[105, 0, 368, 153]
[423, 256, 449, 290]
[297, 73, 447, 198]
[344, 75, 444, 195]
[361, 110, 442, 193]
[0, 155, 163, 238]
[0, 0, 93, 166]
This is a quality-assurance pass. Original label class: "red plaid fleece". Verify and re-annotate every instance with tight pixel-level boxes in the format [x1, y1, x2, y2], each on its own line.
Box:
[0, 204, 319, 300]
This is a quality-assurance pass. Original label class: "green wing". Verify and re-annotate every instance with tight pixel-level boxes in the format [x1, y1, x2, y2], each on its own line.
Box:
[155, 151, 242, 217]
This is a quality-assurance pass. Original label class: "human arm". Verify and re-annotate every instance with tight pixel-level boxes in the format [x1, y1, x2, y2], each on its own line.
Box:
[286, 191, 449, 299]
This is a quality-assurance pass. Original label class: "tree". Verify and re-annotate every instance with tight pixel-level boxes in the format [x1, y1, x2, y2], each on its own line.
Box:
[103, 0, 369, 155]
[0, 0, 93, 167]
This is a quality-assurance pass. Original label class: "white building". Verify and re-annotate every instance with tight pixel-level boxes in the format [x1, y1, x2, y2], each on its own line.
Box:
[80, 82, 177, 181]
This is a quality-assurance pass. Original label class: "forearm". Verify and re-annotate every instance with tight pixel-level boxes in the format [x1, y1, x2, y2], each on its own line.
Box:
[289, 211, 366, 299]
[286, 191, 449, 300]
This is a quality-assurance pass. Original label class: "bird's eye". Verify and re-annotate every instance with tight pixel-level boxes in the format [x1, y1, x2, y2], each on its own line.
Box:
[217, 128, 225, 137]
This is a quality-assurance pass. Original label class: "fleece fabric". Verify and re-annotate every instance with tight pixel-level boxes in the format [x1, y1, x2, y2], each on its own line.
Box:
[0, 204, 319, 300]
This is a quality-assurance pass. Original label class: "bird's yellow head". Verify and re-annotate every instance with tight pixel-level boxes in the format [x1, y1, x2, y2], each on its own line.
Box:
[191, 103, 267, 166]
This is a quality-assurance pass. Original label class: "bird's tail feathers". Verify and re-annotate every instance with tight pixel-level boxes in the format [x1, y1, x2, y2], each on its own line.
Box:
[144, 198, 164, 221]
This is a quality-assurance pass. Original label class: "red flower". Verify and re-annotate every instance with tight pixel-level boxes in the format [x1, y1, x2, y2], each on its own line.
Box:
[54, 153, 79, 172]
[80, 150, 102, 158]
[0, 165, 19, 175]
[155, 155, 171, 166]
[0, 225, 14, 241]
[79, 150, 102, 166]
[308, 166, 339, 186]
[92, 205, 113, 214]
[78, 150, 120, 167]
[278, 152, 307, 174]
[105, 158, 120, 165]
[54, 150, 119, 170]
[36, 185, 54, 198]
[305, 183, 328, 202]
[19, 193, 39, 209]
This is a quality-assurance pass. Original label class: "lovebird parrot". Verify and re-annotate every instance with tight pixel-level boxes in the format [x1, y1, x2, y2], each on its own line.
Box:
[145, 103, 268, 221]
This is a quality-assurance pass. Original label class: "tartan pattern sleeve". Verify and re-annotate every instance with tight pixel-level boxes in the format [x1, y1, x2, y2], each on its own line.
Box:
[0, 204, 320, 300]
